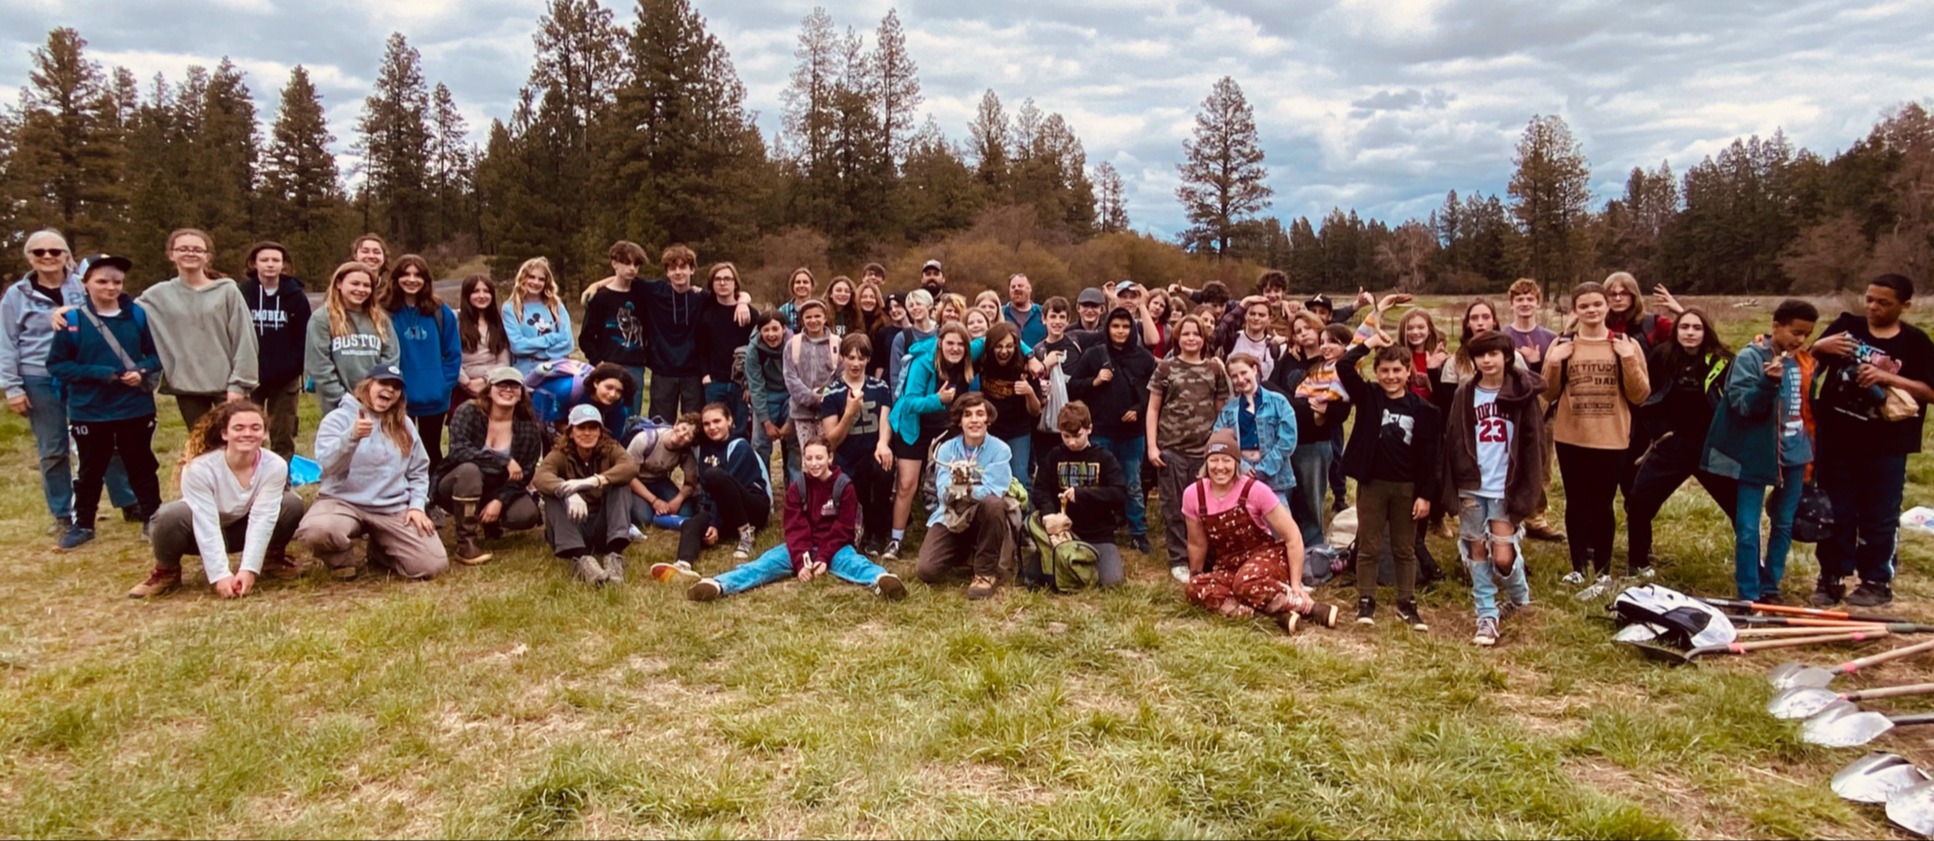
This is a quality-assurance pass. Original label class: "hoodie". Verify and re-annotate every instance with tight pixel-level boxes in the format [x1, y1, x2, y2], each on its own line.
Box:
[45, 294, 162, 422]
[1033, 442, 1127, 543]
[782, 466, 859, 572]
[392, 303, 462, 416]
[1064, 307, 1158, 440]
[0, 271, 83, 398]
[578, 282, 652, 368]
[137, 276, 260, 397]
[640, 279, 709, 377]
[503, 298, 574, 374]
[1441, 365, 1548, 521]
[745, 328, 793, 429]
[784, 329, 838, 421]
[305, 308, 400, 415]
[239, 274, 312, 391]
[315, 392, 430, 513]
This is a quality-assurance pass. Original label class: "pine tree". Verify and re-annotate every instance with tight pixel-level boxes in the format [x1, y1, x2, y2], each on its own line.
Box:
[260, 65, 349, 277]
[1095, 162, 1129, 233]
[9, 28, 125, 248]
[782, 7, 840, 181]
[194, 58, 261, 268]
[871, 8, 921, 167]
[356, 32, 434, 249]
[1507, 114, 1591, 299]
[1175, 76, 1272, 257]
[967, 89, 1008, 196]
[898, 116, 981, 236]
[428, 83, 474, 246]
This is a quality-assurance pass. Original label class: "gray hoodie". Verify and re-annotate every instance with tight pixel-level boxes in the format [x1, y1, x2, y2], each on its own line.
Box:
[315, 392, 430, 514]
[0, 272, 82, 398]
[137, 276, 260, 397]
[784, 330, 838, 421]
[305, 308, 400, 415]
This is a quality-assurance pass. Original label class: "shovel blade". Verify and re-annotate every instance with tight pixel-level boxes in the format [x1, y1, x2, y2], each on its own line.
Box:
[1769, 687, 1843, 720]
[1834, 752, 1929, 804]
[1804, 707, 1898, 748]
[1622, 640, 1696, 665]
[1770, 662, 1837, 690]
[1613, 623, 1665, 644]
[1889, 780, 1934, 837]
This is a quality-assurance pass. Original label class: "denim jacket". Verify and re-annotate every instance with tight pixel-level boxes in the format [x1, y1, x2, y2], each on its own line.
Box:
[1215, 388, 1299, 493]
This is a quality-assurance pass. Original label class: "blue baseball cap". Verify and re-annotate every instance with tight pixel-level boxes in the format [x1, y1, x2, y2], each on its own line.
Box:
[363, 364, 405, 385]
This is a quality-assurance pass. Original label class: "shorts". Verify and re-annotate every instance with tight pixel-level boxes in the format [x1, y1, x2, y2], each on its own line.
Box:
[1457, 494, 1523, 545]
[891, 423, 941, 461]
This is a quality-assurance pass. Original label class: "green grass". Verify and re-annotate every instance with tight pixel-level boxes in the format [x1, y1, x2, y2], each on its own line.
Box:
[1, 295, 1931, 837]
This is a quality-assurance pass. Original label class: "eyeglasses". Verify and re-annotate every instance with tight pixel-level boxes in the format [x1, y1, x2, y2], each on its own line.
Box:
[29, 248, 65, 258]
[491, 382, 523, 392]
[172, 247, 209, 255]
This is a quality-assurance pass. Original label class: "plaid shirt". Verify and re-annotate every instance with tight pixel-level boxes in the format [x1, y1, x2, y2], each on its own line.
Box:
[440, 401, 547, 507]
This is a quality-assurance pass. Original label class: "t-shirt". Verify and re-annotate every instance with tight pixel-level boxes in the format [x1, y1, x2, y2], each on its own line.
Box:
[1180, 477, 1280, 535]
[819, 376, 892, 470]
[1472, 385, 1512, 499]
[1778, 356, 1812, 467]
[1237, 398, 1259, 450]
[1148, 357, 1231, 456]
[978, 372, 1040, 440]
[1817, 313, 1934, 455]
[1230, 332, 1276, 381]
[1505, 324, 1558, 360]
[1369, 394, 1432, 483]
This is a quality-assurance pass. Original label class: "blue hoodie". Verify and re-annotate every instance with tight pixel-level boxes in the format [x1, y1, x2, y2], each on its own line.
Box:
[392, 303, 462, 417]
[46, 294, 162, 422]
[503, 298, 574, 374]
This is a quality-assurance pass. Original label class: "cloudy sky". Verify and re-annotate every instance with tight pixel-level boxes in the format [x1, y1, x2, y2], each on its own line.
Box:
[2, 0, 1930, 239]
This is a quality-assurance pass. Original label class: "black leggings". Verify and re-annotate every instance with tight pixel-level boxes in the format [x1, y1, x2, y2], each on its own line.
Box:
[413, 413, 446, 479]
[1625, 433, 1739, 571]
[844, 455, 894, 541]
[1557, 442, 1626, 576]
[700, 466, 771, 534]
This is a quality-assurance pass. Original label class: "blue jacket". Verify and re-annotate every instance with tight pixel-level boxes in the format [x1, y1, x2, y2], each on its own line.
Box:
[46, 295, 161, 422]
[0, 272, 83, 398]
[927, 434, 1015, 527]
[698, 435, 770, 507]
[889, 334, 1031, 445]
[503, 299, 574, 374]
[1702, 338, 1816, 487]
[1215, 388, 1299, 493]
[393, 304, 462, 416]
[1002, 302, 1046, 347]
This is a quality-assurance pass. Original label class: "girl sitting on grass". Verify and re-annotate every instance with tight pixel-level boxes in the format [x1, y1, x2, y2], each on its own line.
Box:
[1181, 428, 1341, 633]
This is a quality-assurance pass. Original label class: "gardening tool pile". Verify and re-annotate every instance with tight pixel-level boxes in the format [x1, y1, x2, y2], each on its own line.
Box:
[1609, 585, 1934, 836]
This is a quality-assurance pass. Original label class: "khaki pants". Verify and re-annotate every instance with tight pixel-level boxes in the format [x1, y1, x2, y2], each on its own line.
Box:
[295, 497, 450, 579]
[915, 496, 1014, 582]
[1355, 479, 1418, 602]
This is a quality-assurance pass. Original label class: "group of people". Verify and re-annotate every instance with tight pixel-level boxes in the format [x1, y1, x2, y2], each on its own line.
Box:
[8, 226, 1933, 647]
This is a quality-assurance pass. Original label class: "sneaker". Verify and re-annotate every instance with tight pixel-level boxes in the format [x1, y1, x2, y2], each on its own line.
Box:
[1500, 600, 1526, 621]
[966, 575, 999, 600]
[572, 555, 605, 584]
[603, 552, 626, 584]
[875, 573, 908, 601]
[1810, 578, 1846, 608]
[127, 565, 182, 599]
[1306, 603, 1341, 629]
[49, 517, 73, 536]
[651, 561, 700, 582]
[262, 550, 303, 580]
[1132, 534, 1152, 554]
[1275, 611, 1302, 634]
[1170, 565, 1192, 584]
[1396, 599, 1428, 631]
[1560, 570, 1586, 586]
[882, 539, 902, 561]
[1631, 565, 1656, 581]
[1355, 596, 1377, 625]
[628, 525, 646, 542]
[1847, 582, 1895, 609]
[1473, 616, 1499, 647]
[121, 505, 142, 523]
[734, 525, 756, 560]
[688, 578, 722, 602]
[330, 565, 361, 581]
[1574, 575, 1614, 602]
[56, 527, 95, 551]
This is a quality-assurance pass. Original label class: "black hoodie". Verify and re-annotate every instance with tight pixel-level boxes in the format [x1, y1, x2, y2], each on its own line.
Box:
[1065, 307, 1157, 440]
[239, 273, 312, 391]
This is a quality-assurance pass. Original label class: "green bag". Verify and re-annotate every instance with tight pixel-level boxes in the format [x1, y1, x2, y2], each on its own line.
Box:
[1024, 512, 1099, 592]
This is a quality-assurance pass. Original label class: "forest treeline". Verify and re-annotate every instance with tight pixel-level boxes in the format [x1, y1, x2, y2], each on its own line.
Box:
[2, 0, 1930, 304]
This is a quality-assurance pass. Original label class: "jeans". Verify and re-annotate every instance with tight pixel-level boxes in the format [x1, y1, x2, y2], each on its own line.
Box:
[1289, 441, 1331, 549]
[704, 381, 747, 437]
[23, 376, 134, 523]
[1817, 441, 1907, 586]
[751, 413, 801, 488]
[1091, 435, 1146, 536]
[1002, 434, 1032, 498]
[1735, 465, 1807, 600]
[1155, 449, 1204, 570]
[648, 372, 703, 420]
[1458, 494, 1530, 620]
[620, 365, 648, 415]
[716, 544, 888, 596]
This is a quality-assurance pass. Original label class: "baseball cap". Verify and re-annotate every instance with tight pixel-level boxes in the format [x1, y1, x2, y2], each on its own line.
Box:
[567, 404, 605, 428]
[921, 259, 943, 272]
[80, 254, 133, 278]
[1077, 288, 1106, 306]
[1114, 280, 1139, 295]
[487, 366, 525, 386]
[1306, 294, 1333, 310]
[1205, 428, 1240, 457]
[363, 364, 405, 384]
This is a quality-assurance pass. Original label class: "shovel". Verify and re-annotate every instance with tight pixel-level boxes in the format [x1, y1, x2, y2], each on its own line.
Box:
[1768, 637, 1934, 690]
[1802, 703, 1934, 748]
[1888, 780, 1934, 837]
[1624, 630, 1890, 666]
[1770, 682, 1934, 720]
[1833, 752, 1930, 804]
[1700, 597, 1913, 624]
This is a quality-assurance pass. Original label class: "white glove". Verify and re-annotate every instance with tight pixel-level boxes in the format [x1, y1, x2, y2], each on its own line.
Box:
[565, 493, 588, 522]
[554, 478, 591, 498]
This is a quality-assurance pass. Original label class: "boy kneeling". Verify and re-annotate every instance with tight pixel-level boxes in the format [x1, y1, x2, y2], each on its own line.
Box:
[687, 438, 907, 601]
[1032, 401, 1130, 587]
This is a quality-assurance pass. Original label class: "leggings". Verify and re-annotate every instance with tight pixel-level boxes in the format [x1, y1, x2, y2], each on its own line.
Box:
[413, 413, 446, 480]
[1624, 433, 1738, 571]
[1557, 442, 1626, 576]
[700, 466, 771, 534]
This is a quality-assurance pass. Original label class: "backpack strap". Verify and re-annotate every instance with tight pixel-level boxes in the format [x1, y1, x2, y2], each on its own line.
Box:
[77, 307, 140, 374]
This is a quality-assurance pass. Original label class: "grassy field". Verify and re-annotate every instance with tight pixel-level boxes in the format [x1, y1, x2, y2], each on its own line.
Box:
[5, 296, 1934, 838]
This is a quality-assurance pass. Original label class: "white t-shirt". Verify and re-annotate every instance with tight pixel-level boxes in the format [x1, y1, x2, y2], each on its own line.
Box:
[1230, 332, 1275, 382]
[1472, 386, 1512, 499]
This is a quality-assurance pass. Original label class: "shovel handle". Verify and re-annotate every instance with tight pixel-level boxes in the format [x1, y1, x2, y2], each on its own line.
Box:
[1886, 713, 1934, 727]
[1839, 636, 1934, 673]
[1737, 626, 1888, 638]
[1702, 597, 1912, 624]
[1732, 630, 1892, 652]
[1850, 683, 1934, 702]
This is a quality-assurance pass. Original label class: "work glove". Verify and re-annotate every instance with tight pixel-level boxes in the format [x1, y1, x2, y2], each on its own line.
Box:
[566, 493, 588, 522]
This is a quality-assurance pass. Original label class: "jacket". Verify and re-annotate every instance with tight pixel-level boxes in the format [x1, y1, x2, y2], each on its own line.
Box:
[315, 393, 430, 514]
[137, 276, 260, 397]
[782, 466, 858, 572]
[1214, 388, 1299, 493]
[745, 329, 792, 428]
[439, 401, 548, 508]
[1033, 443, 1128, 543]
[503, 299, 574, 374]
[1336, 350, 1442, 503]
[1441, 365, 1548, 521]
[1, 272, 83, 398]
[1637, 343, 1728, 444]
[1002, 302, 1046, 347]
[698, 435, 771, 506]
[305, 308, 400, 415]
[784, 331, 838, 419]
[889, 334, 952, 445]
[1064, 308, 1158, 440]
[45, 294, 162, 422]
[392, 304, 462, 416]
[533, 434, 638, 514]
[239, 275, 312, 391]
[926, 434, 1014, 527]
[1701, 337, 1817, 486]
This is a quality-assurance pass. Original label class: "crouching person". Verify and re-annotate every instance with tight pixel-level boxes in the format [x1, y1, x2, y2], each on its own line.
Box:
[534, 404, 639, 585]
[132, 400, 305, 598]
[1182, 429, 1341, 633]
[688, 438, 907, 601]
[1032, 401, 1129, 587]
[296, 366, 449, 580]
[915, 394, 1017, 600]
[1441, 332, 1545, 647]
[436, 366, 546, 565]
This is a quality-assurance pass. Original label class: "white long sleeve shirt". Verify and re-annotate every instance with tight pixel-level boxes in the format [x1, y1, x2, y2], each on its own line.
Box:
[179, 449, 289, 583]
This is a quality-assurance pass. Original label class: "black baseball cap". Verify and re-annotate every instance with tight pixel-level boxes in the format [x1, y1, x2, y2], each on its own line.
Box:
[363, 364, 406, 384]
[80, 254, 133, 279]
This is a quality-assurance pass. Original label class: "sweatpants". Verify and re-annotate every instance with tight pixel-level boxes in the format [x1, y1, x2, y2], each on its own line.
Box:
[433, 462, 541, 531]
[150, 491, 304, 572]
[1556, 442, 1626, 576]
[173, 393, 223, 432]
[71, 414, 162, 526]
[1355, 479, 1418, 602]
[295, 497, 451, 579]
[541, 486, 634, 558]
[1624, 433, 1738, 570]
[915, 496, 1015, 582]
[413, 412, 446, 480]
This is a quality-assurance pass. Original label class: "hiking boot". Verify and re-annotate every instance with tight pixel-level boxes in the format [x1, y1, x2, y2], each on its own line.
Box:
[1275, 611, 1301, 634]
[1560, 570, 1586, 586]
[688, 578, 722, 602]
[601, 552, 626, 584]
[1810, 577, 1847, 608]
[966, 575, 999, 600]
[121, 505, 142, 523]
[571, 555, 605, 584]
[1757, 589, 1785, 605]
[1305, 603, 1341, 629]
[1574, 574, 1614, 602]
[127, 565, 181, 599]
[1396, 599, 1428, 631]
[1524, 518, 1565, 542]
[1473, 616, 1499, 647]
[450, 498, 493, 566]
[330, 564, 361, 581]
[875, 573, 908, 601]
[1847, 582, 1895, 609]
[733, 525, 757, 560]
[1131, 534, 1152, 554]
[261, 550, 303, 579]
[882, 539, 902, 561]
[1355, 596, 1377, 625]
[651, 561, 700, 582]
[56, 527, 95, 551]
[1170, 565, 1191, 584]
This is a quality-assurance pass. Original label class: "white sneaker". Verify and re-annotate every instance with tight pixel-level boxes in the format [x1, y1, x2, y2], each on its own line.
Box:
[1169, 566, 1191, 584]
[1472, 615, 1499, 647]
[734, 525, 756, 560]
[629, 525, 645, 541]
[1634, 566, 1657, 581]
[1560, 570, 1586, 586]
[1574, 574, 1614, 602]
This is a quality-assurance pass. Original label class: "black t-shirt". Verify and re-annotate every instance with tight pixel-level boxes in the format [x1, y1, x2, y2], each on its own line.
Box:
[1368, 393, 1435, 483]
[979, 373, 1041, 440]
[820, 376, 892, 470]
[1817, 313, 1934, 455]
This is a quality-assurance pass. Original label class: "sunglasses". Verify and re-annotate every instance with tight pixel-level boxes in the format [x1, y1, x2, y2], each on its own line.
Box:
[29, 248, 66, 258]
[491, 382, 523, 391]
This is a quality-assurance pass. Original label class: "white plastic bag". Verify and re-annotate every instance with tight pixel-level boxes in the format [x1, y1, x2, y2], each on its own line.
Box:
[1901, 506, 1934, 535]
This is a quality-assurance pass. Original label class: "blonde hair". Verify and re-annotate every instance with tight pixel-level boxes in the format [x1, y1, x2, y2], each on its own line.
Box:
[352, 377, 416, 456]
[937, 293, 969, 325]
[22, 229, 76, 274]
[325, 262, 393, 342]
[509, 257, 562, 323]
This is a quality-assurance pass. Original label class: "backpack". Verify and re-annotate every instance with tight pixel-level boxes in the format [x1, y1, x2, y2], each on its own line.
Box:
[1610, 584, 1737, 649]
[1792, 482, 1835, 544]
[1022, 511, 1100, 592]
[730, 345, 749, 391]
[624, 415, 675, 456]
[789, 472, 851, 523]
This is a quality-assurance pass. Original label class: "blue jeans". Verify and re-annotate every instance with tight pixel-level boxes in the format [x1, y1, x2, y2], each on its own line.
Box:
[1817, 442, 1908, 586]
[23, 376, 133, 523]
[1002, 434, 1032, 498]
[1457, 494, 1530, 620]
[715, 543, 888, 596]
[1092, 435, 1146, 536]
[631, 477, 698, 524]
[1735, 465, 1807, 600]
[620, 365, 648, 415]
[1289, 441, 1331, 548]
[705, 381, 748, 438]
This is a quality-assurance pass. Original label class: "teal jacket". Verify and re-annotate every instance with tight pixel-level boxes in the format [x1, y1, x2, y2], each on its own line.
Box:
[1701, 338, 1816, 486]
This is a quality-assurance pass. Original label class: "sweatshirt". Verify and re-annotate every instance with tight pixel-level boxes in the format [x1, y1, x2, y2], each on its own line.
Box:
[239, 274, 312, 391]
[784, 331, 839, 420]
[315, 393, 430, 513]
[1064, 308, 1158, 440]
[578, 283, 652, 368]
[137, 276, 260, 397]
[392, 304, 462, 417]
[459, 320, 510, 386]
[1542, 335, 1651, 450]
[698, 435, 771, 506]
[45, 294, 162, 422]
[1033, 443, 1127, 543]
[782, 466, 859, 572]
[305, 309, 400, 415]
[0, 272, 82, 398]
[927, 434, 1015, 528]
[179, 448, 290, 584]
[503, 298, 574, 374]
[639, 280, 711, 377]
[696, 297, 754, 382]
